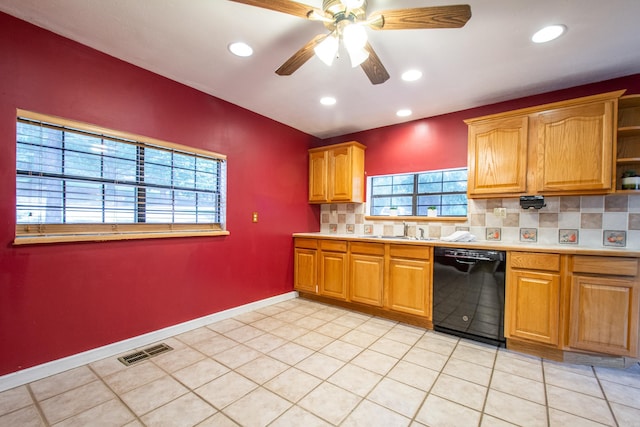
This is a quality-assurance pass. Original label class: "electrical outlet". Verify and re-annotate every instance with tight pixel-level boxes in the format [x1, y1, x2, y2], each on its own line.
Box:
[252, 212, 258, 223]
[493, 207, 507, 218]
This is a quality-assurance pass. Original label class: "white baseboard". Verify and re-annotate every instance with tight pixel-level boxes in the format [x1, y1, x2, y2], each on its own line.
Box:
[0, 291, 298, 392]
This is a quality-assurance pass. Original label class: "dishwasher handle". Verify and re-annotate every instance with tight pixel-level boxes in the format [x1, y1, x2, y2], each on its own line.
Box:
[454, 258, 478, 265]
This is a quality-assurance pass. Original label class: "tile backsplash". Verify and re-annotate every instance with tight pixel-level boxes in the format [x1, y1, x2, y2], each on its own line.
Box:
[319, 195, 640, 249]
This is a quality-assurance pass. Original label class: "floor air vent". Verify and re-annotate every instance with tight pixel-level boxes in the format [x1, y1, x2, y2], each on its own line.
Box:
[118, 343, 173, 366]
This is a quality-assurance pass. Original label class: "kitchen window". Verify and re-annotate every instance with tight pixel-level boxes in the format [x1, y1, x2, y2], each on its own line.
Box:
[15, 110, 227, 244]
[368, 168, 468, 217]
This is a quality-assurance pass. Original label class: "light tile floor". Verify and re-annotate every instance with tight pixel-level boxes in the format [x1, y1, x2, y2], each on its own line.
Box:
[2, 298, 640, 426]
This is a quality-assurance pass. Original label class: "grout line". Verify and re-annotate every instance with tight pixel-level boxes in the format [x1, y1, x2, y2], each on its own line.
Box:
[6, 298, 637, 426]
[86, 364, 142, 426]
[592, 365, 620, 427]
[478, 343, 499, 426]
[25, 384, 49, 427]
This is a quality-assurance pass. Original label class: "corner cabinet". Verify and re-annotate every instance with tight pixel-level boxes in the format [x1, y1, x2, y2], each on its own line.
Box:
[466, 90, 625, 198]
[308, 141, 366, 204]
[294, 238, 318, 294]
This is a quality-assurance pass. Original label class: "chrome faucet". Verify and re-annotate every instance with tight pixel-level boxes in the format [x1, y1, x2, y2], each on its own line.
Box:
[419, 227, 425, 240]
[403, 221, 409, 237]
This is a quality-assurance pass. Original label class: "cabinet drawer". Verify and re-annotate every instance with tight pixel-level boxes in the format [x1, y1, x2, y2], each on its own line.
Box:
[572, 256, 638, 276]
[350, 242, 385, 256]
[389, 245, 430, 260]
[319, 240, 347, 252]
[509, 252, 560, 271]
[295, 238, 317, 250]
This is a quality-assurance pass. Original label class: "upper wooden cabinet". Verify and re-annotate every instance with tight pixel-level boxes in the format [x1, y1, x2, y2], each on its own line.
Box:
[466, 90, 625, 198]
[308, 141, 366, 203]
[467, 115, 529, 196]
[534, 100, 614, 192]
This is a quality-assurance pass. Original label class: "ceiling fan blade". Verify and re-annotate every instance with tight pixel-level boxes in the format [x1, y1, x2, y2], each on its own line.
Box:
[276, 34, 328, 76]
[227, 0, 317, 19]
[360, 42, 390, 85]
[368, 5, 471, 30]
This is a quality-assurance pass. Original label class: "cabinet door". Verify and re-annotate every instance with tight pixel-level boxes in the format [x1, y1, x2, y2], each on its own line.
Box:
[388, 258, 431, 318]
[294, 248, 317, 293]
[319, 251, 348, 300]
[535, 100, 614, 192]
[350, 253, 384, 307]
[569, 275, 639, 356]
[467, 115, 528, 196]
[309, 150, 328, 203]
[505, 270, 560, 345]
[329, 146, 353, 201]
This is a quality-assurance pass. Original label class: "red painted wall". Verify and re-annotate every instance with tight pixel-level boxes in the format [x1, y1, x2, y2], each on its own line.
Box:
[322, 75, 640, 176]
[0, 13, 319, 375]
[1, 11, 638, 378]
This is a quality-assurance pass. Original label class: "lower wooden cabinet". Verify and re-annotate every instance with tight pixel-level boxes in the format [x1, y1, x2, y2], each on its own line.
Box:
[319, 240, 348, 300]
[388, 245, 432, 318]
[506, 252, 560, 346]
[295, 237, 640, 360]
[568, 256, 639, 356]
[350, 242, 384, 307]
[294, 239, 317, 294]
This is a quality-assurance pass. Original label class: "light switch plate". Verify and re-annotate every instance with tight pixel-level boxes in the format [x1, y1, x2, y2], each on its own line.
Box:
[493, 207, 507, 218]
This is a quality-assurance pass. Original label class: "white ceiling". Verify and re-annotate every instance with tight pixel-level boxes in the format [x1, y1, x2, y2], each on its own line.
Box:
[1, 0, 639, 138]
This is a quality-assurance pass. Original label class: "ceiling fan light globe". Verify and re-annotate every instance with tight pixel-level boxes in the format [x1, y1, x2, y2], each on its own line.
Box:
[314, 35, 339, 66]
[342, 23, 367, 50]
[347, 46, 369, 67]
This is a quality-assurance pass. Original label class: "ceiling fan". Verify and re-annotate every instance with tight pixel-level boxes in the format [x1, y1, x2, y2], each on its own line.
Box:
[228, 0, 471, 84]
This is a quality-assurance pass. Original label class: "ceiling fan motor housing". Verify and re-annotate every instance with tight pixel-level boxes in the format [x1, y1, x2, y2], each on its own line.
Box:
[323, 0, 367, 19]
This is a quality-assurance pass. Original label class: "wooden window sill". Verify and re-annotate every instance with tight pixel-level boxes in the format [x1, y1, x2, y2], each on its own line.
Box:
[13, 230, 230, 245]
[365, 216, 466, 222]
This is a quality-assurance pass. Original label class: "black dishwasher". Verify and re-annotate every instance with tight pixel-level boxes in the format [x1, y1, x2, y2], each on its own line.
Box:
[432, 247, 506, 347]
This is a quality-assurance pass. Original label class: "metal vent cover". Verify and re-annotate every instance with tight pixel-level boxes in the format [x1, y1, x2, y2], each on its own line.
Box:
[118, 343, 173, 366]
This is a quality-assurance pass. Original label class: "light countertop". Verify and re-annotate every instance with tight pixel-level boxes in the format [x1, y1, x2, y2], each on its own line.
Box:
[293, 232, 640, 257]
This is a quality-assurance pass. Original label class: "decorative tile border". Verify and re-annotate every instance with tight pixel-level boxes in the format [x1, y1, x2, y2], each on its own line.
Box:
[603, 230, 626, 247]
[486, 227, 501, 241]
[520, 228, 537, 242]
[318, 196, 640, 248]
[559, 229, 578, 244]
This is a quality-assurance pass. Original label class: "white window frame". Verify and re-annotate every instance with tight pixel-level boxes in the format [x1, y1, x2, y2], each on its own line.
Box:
[366, 167, 468, 219]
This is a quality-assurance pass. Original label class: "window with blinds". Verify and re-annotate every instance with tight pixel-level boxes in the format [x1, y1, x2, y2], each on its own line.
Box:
[15, 110, 227, 243]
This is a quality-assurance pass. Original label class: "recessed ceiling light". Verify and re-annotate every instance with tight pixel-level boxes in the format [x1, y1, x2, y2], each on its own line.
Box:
[401, 70, 423, 82]
[320, 96, 336, 106]
[396, 109, 412, 117]
[531, 25, 566, 43]
[228, 42, 253, 57]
